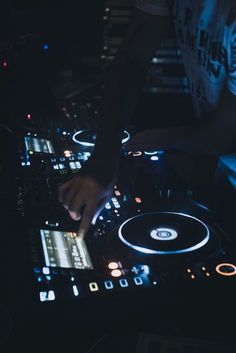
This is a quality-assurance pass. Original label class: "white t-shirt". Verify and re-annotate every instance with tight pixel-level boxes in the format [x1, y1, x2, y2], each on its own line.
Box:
[135, 0, 236, 119]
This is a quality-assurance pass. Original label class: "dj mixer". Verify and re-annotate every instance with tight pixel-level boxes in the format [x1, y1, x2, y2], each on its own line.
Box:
[2, 96, 236, 350]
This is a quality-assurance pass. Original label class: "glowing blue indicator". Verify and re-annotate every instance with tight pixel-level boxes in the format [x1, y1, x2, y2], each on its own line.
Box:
[43, 44, 49, 50]
[134, 277, 143, 286]
[119, 279, 129, 288]
[104, 280, 114, 290]
[34, 267, 41, 273]
[73, 285, 79, 296]
[150, 156, 159, 161]
[144, 151, 158, 155]
[46, 275, 51, 281]
[37, 276, 43, 282]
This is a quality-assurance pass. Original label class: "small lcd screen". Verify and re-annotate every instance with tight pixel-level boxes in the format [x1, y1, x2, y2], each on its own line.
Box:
[25, 137, 55, 154]
[40, 230, 93, 269]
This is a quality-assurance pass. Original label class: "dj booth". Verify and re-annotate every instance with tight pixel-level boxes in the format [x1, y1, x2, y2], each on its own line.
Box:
[1, 96, 236, 352]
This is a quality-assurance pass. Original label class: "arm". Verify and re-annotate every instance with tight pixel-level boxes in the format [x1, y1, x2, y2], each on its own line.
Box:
[125, 87, 236, 156]
[59, 8, 173, 237]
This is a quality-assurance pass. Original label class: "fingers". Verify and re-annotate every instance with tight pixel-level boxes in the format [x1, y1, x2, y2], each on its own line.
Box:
[91, 197, 108, 225]
[77, 202, 97, 239]
[58, 179, 73, 203]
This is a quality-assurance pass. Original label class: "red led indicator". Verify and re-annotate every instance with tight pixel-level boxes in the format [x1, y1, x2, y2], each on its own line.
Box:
[3, 61, 8, 68]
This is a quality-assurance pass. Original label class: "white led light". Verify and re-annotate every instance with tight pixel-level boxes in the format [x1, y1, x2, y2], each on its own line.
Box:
[42, 267, 50, 275]
[73, 285, 79, 296]
[72, 130, 130, 146]
[89, 282, 99, 292]
[150, 228, 178, 241]
[118, 212, 210, 255]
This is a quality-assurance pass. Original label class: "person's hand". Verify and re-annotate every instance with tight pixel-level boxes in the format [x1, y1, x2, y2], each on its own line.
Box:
[124, 129, 165, 151]
[58, 174, 114, 239]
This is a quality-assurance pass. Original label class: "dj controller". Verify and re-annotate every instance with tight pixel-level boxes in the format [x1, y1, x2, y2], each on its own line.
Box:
[2, 96, 236, 349]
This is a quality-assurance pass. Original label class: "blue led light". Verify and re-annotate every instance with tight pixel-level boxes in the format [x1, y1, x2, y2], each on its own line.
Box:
[150, 156, 159, 161]
[144, 151, 158, 155]
[43, 44, 49, 50]
[104, 280, 114, 290]
[118, 212, 210, 255]
[134, 277, 143, 286]
[119, 279, 129, 288]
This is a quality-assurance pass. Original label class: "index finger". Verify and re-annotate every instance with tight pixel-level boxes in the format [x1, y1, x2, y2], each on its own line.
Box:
[77, 202, 97, 239]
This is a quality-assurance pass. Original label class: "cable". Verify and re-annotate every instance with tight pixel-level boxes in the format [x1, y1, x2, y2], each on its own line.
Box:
[84, 333, 108, 353]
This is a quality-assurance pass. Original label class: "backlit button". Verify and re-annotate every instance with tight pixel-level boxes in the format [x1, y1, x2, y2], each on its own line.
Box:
[89, 282, 99, 292]
[108, 262, 119, 270]
[135, 197, 142, 204]
[104, 280, 114, 290]
[134, 277, 143, 286]
[119, 278, 128, 288]
[216, 263, 236, 277]
[42, 267, 50, 275]
[73, 285, 79, 296]
[39, 290, 55, 302]
[111, 269, 122, 277]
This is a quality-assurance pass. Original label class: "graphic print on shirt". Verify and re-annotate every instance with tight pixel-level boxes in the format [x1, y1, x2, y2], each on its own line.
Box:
[169, 0, 232, 118]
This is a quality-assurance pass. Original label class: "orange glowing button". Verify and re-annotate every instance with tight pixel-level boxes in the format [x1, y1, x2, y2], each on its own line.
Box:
[108, 262, 119, 270]
[111, 269, 122, 277]
[64, 150, 72, 157]
[216, 263, 236, 277]
[135, 197, 142, 204]
[115, 190, 121, 196]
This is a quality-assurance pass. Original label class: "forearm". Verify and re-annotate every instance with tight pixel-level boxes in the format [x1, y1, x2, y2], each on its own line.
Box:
[168, 90, 236, 156]
[93, 9, 173, 165]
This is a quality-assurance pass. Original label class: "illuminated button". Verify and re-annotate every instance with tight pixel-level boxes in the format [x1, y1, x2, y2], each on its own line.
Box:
[42, 267, 50, 275]
[39, 290, 55, 302]
[119, 279, 128, 288]
[105, 203, 111, 209]
[190, 274, 195, 279]
[89, 282, 99, 292]
[34, 267, 41, 274]
[115, 190, 121, 196]
[104, 280, 114, 290]
[73, 285, 79, 296]
[111, 269, 122, 278]
[37, 276, 43, 282]
[216, 263, 236, 277]
[128, 151, 142, 157]
[150, 156, 159, 161]
[135, 197, 142, 204]
[134, 277, 143, 286]
[108, 262, 119, 270]
[46, 275, 51, 281]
